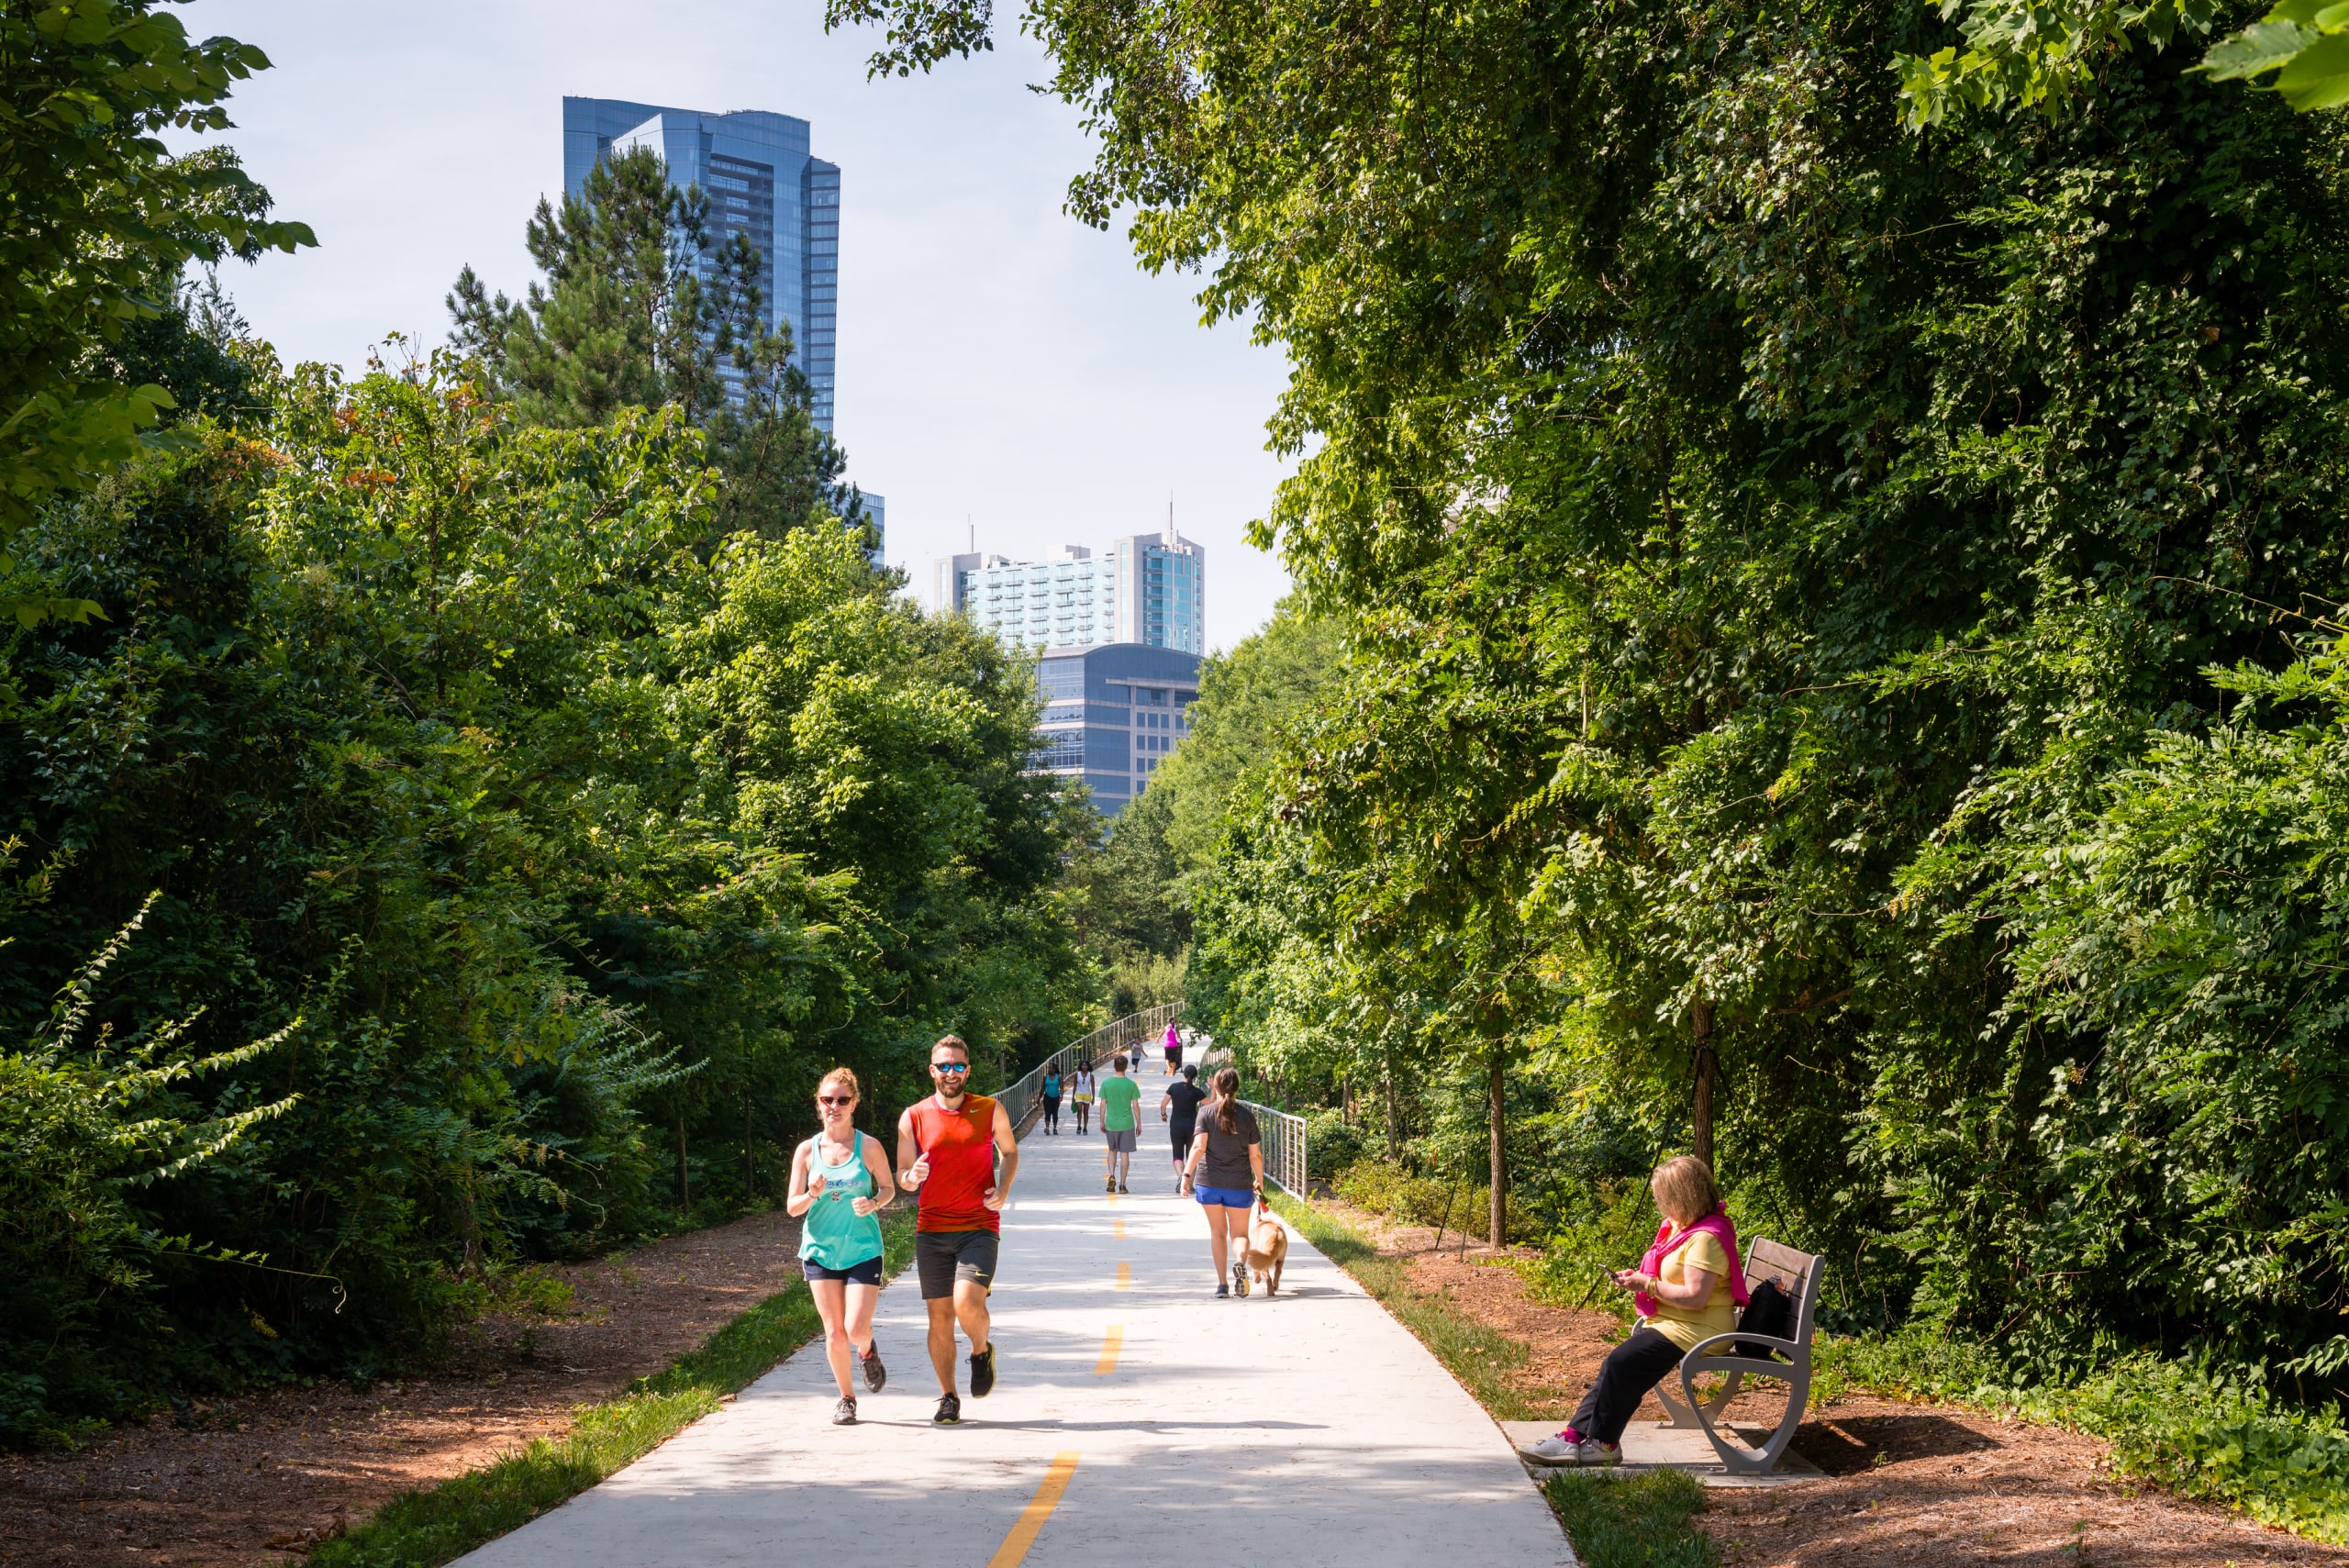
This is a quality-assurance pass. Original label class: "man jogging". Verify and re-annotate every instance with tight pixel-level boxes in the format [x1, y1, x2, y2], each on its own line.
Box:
[1160, 1063, 1206, 1192]
[1098, 1054, 1142, 1194]
[896, 1035, 1019, 1426]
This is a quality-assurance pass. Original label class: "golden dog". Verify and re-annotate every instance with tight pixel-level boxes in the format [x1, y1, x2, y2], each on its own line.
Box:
[1243, 1209, 1289, 1296]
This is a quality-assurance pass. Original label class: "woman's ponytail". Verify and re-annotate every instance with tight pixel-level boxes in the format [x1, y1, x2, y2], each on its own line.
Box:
[1213, 1067, 1241, 1135]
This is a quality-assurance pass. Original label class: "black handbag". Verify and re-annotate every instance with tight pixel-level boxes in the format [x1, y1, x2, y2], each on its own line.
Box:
[1733, 1277, 1795, 1359]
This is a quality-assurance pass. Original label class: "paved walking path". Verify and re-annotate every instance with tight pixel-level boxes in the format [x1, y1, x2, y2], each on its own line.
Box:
[458, 1075, 1574, 1568]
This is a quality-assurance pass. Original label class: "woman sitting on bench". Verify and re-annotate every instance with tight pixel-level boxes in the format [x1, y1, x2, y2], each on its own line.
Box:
[1518, 1154, 1747, 1467]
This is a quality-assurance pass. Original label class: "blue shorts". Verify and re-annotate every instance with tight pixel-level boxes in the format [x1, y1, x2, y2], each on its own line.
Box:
[1195, 1184, 1256, 1209]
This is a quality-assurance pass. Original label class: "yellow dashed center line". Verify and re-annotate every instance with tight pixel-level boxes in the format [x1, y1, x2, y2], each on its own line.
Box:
[985, 1451, 1081, 1568]
[1116, 1261, 1131, 1290]
[1113, 1219, 1126, 1239]
[1095, 1325, 1123, 1375]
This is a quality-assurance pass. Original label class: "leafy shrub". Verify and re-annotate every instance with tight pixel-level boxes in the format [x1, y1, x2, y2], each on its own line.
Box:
[1333, 1157, 1512, 1239]
[1301, 1108, 1364, 1181]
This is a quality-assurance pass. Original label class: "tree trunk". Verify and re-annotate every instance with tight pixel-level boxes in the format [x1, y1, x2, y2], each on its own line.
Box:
[1487, 1048, 1507, 1248]
[741, 1091, 755, 1201]
[1385, 1073, 1402, 1163]
[675, 1110, 689, 1210]
[1691, 998, 1717, 1167]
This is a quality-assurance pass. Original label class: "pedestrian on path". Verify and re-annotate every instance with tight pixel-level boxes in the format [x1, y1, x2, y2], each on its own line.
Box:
[1161, 1063, 1206, 1192]
[1041, 1064, 1063, 1134]
[1098, 1054, 1142, 1193]
[1070, 1063, 1097, 1134]
[1517, 1155, 1746, 1468]
[896, 1036, 1019, 1427]
[1163, 1021, 1183, 1075]
[1179, 1067, 1263, 1296]
[786, 1067, 896, 1426]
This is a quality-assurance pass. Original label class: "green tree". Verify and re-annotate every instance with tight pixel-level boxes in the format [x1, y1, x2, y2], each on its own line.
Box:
[448, 146, 865, 544]
[0, 2, 311, 625]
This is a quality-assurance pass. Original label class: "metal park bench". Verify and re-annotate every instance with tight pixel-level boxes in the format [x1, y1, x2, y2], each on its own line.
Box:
[1651, 1237, 1826, 1476]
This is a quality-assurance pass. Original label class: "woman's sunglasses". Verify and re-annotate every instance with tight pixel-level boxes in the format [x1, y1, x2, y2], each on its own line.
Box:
[818, 1095, 855, 1106]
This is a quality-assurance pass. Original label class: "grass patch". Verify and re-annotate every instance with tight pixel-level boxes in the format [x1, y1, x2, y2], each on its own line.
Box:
[313, 1211, 916, 1568]
[1815, 1323, 2349, 1545]
[1269, 1193, 1547, 1421]
[1543, 1470, 1718, 1568]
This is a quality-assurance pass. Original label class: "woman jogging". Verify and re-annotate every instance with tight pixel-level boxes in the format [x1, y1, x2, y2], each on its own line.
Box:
[1163, 1021, 1183, 1075]
[1179, 1067, 1263, 1296]
[786, 1067, 896, 1425]
[1517, 1155, 1746, 1466]
[1041, 1064, 1064, 1134]
[1071, 1062, 1097, 1134]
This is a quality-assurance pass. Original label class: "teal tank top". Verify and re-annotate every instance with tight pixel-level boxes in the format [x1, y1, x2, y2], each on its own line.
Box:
[798, 1129, 885, 1270]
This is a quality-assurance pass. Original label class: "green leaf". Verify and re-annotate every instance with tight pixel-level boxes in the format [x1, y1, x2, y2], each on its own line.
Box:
[2199, 18, 2318, 78]
[2277, 27, 2349, 106]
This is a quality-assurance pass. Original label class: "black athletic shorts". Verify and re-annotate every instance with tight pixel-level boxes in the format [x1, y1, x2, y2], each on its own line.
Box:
[802, 1254, 884, 1285]
[1171, 1127, 1197, 1163]
[916, 1229, 999, 1299]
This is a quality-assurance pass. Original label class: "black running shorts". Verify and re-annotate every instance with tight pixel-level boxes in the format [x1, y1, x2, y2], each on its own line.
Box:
[916, 1229, 999, 1299]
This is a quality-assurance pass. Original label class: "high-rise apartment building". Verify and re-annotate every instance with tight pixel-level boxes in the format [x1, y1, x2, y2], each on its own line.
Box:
[932, 529, 1206, 655]
[563, 97, 840, 430]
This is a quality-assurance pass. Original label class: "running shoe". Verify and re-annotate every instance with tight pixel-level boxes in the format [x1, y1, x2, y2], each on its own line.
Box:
[1119, 1181, 1130, 1194]
[933, 1391, 963, 1426]
[1232, 1260, 1250, 1297]
[1517, 1434, 1620, 1467]
[832, 1396, 858, 1426]
[1214, 1283, 1230, 1297]
[1106, 1175, 1116, 1193]
[969, 1343, 996, 1398]
[860, 1343, 886, 1394]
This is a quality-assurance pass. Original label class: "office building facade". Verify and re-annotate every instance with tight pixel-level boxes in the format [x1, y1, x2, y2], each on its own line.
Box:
[563, 97, 840, 430]
[933, 529, 1206, 655]
[1030, 644, 1203, 813]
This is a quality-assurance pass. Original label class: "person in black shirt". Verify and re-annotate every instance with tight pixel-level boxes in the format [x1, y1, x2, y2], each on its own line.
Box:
[1160, 1064, 1207, 1192]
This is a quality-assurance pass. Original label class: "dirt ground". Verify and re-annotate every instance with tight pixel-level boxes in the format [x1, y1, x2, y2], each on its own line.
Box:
[0, 1207, 811, 1568]
[1336, 1203, 2349, 1567]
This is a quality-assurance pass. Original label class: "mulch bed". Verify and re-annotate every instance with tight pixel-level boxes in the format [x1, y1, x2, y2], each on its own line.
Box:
[1330, 1201, 2349, 1567]
[0, 1207, 810, 1568]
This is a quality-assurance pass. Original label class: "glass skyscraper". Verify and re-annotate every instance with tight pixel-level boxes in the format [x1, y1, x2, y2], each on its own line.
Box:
[1031, 644, 1203, 814]
[563, 97, 839, 431]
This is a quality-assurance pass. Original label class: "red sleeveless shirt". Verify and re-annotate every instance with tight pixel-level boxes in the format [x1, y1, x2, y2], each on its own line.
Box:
[908, 1094, 1000, 1233]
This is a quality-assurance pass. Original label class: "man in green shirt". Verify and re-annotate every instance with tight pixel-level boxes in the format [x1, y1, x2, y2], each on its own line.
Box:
[1098, 1054, 1143, 1195]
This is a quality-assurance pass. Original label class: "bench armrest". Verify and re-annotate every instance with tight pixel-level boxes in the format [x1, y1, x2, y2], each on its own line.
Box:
[1683, 1330, 1803, 1363]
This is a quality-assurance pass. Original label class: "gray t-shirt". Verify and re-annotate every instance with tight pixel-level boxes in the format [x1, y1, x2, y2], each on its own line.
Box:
[1196, 1102, 1261, 1189]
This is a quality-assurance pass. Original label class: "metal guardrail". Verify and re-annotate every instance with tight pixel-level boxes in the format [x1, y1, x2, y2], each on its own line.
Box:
[996, 1002, 1182, 1133]
[1239, 1099, 1308, 1195]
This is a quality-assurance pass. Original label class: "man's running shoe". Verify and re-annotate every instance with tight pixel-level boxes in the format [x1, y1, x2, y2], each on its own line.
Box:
[1106, 1175, 1116, 1193]
[933, 1391, 963, 1426]
[969, 1343, 996, 1398]
[1119, 1181, 1130, 1194]
[860, 1343, 886, 1393]
[1232, 1260, 1250, 1297]
[832, 1396, 858, 1426]
[1214, 1283, 1230, 1297]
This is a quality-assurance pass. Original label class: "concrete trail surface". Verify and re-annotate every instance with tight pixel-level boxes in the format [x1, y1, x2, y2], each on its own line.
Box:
[456, 1078, 1575, 1568]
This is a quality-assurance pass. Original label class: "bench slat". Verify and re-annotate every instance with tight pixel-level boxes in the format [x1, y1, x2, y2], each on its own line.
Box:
[1744, 1237, 1815, 1294]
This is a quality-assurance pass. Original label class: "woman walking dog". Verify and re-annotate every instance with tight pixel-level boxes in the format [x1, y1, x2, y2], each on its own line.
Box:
[1517, 1155, 1745, 1466]
[1179, 1067, 1264, 1296]
[786, 1068, 896, 1425]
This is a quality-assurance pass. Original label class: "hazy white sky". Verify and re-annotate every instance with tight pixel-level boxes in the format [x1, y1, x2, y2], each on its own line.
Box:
[178, 0, 1295, 652]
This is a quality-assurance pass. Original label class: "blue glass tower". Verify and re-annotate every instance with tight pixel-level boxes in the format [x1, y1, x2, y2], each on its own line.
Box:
[562, 97, 839, 430]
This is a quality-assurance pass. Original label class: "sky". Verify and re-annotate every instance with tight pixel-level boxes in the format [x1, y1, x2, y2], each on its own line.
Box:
[177, 0, 1296, 654]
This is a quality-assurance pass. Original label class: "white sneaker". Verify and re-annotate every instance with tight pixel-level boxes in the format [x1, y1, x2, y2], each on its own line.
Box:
[1517, 1434, 1620, 1467]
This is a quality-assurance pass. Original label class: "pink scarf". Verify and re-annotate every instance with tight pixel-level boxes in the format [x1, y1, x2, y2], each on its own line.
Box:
[1632, 1207, 1748, 1318]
